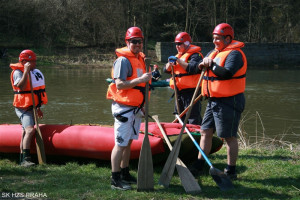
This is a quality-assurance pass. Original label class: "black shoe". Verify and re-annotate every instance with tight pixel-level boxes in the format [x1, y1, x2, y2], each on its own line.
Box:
[121, 167, 137, 184]
[188, 160, 205, 177]
[188, 165, 200, 177]
[224, 168, 237, 180]
[121, 173, 137, 184]
[111, 178, 132, 190]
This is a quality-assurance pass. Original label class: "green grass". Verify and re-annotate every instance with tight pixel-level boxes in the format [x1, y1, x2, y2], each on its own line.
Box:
[1, 147, 299, 200]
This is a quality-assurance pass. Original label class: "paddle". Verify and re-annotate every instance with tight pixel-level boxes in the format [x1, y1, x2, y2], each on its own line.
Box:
[137, 57, 154, 191]
[172, 94, 202, 123]
[28, 70, 46, 164]
[171, 65, 180, 114]
[159, 67, 206, 187]
[152, 115, 201, 194]
[175, 114, 234, 191]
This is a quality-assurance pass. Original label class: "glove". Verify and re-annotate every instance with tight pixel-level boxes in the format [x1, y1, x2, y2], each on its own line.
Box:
[168, 56, 177, 64]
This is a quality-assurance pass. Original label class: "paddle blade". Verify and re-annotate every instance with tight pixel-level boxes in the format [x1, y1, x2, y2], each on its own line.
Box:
[35, 126, 46, 164]
[158, 133, 182, 187]
[209, 166, 234, 191]
[176, 160, 201, 194]
[137, 134, 154, 191]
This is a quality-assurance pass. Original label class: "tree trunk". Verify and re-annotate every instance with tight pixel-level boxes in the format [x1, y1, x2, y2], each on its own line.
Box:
[248, 0, 252, 42]
[185, 0, 189, 32]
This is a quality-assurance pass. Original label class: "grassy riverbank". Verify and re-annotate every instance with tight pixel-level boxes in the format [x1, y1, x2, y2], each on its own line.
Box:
[0, 44, 160, 69]
[0, 146, 299, 200]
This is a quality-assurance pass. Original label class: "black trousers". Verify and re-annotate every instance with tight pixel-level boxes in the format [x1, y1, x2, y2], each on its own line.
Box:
[175, 88, 202, 125]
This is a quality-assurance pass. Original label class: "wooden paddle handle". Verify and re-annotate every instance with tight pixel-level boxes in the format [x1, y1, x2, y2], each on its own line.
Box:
[172, 94, 202, 123]
[152, 115, 173, 150]
[171, 65, 180, 114]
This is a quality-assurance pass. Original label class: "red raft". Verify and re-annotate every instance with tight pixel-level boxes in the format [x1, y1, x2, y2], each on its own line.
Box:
[0, 123, 223, 163]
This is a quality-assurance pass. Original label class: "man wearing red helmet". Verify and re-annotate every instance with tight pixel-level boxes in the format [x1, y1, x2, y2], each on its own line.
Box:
[190, 23, 247, 180]
[163, 32, 203, 125]
[107, 27, 152, 190]
[10, 49, 48, 167]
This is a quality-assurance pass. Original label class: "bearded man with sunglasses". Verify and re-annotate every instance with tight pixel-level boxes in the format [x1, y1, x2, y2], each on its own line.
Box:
[106, 27, 152, 190]
[163, 32, 204, 125]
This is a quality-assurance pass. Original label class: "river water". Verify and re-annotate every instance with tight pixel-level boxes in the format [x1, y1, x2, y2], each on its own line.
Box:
[0, 65, 299, 144]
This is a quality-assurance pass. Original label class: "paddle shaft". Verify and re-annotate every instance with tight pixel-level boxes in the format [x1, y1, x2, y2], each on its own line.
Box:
[172, 94, 202, 123]
[175, 114, 234, 191]
[175, 114, 212, 167]
[144, 60, 150, 138]
[159, 67, 206, 187]
[28, 71, 46, 164]
[178, 67, 206, 134]
[171, 65, 180, 114]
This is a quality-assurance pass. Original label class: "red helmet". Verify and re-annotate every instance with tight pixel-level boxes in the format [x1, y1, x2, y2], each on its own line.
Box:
[125, 27, 144, 40]
[19, 49, 36, 62]
[175, 32, 192, 43]
[213, 23, 234, 39]
[154, 64, 159, 69]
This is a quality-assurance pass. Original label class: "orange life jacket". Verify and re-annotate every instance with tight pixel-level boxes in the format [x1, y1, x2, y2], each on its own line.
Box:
[201, 40, 247, 98]
[10, 63, 48, 108]
[169, 45, 203, 91]
[106, 47, 150, 107]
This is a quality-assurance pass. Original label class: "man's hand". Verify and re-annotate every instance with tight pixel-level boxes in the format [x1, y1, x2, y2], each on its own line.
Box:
[37, 107, 44, 119]
[24, 62, 31, 73]
[168, 56, 177, 64]
[198, 57, 214, 70]
[165, 62, 174, 71]
[139, 72, 152, 83]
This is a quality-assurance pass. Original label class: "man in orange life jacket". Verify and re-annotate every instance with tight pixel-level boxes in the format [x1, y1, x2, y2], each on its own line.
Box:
[106, 27, 152, 190]
[163, 32, 203, 125]
[190, 23, 247, 180]
[10, 50, 48, 167]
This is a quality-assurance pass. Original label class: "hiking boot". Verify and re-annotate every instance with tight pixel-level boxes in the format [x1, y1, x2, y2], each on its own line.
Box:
[120, 167, 137, 184]
[20, 160, 35, 167]
[188, 165, 200, 177]
[188, 159, 205, 178]
[111, 178, 132, 191]
[224, 168, 237, 180]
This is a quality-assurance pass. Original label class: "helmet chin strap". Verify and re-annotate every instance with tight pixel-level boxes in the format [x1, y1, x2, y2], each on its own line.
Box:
[180, 42, 190, 54]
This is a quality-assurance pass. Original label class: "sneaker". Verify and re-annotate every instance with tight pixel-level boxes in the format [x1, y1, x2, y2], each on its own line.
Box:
[20, 160, 35, 167]
[111, 178, 132, 190]
[120, 167, 137, 184]
[224, 168, 237, 180]
[121, 173, 137, 184]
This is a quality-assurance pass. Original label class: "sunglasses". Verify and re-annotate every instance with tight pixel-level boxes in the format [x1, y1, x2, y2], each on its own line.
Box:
[130, 39, 143, 44]
[175, 42, 183, 46]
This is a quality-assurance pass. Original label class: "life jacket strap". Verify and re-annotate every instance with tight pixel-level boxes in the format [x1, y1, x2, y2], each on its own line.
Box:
[203, 74, 246, 81]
